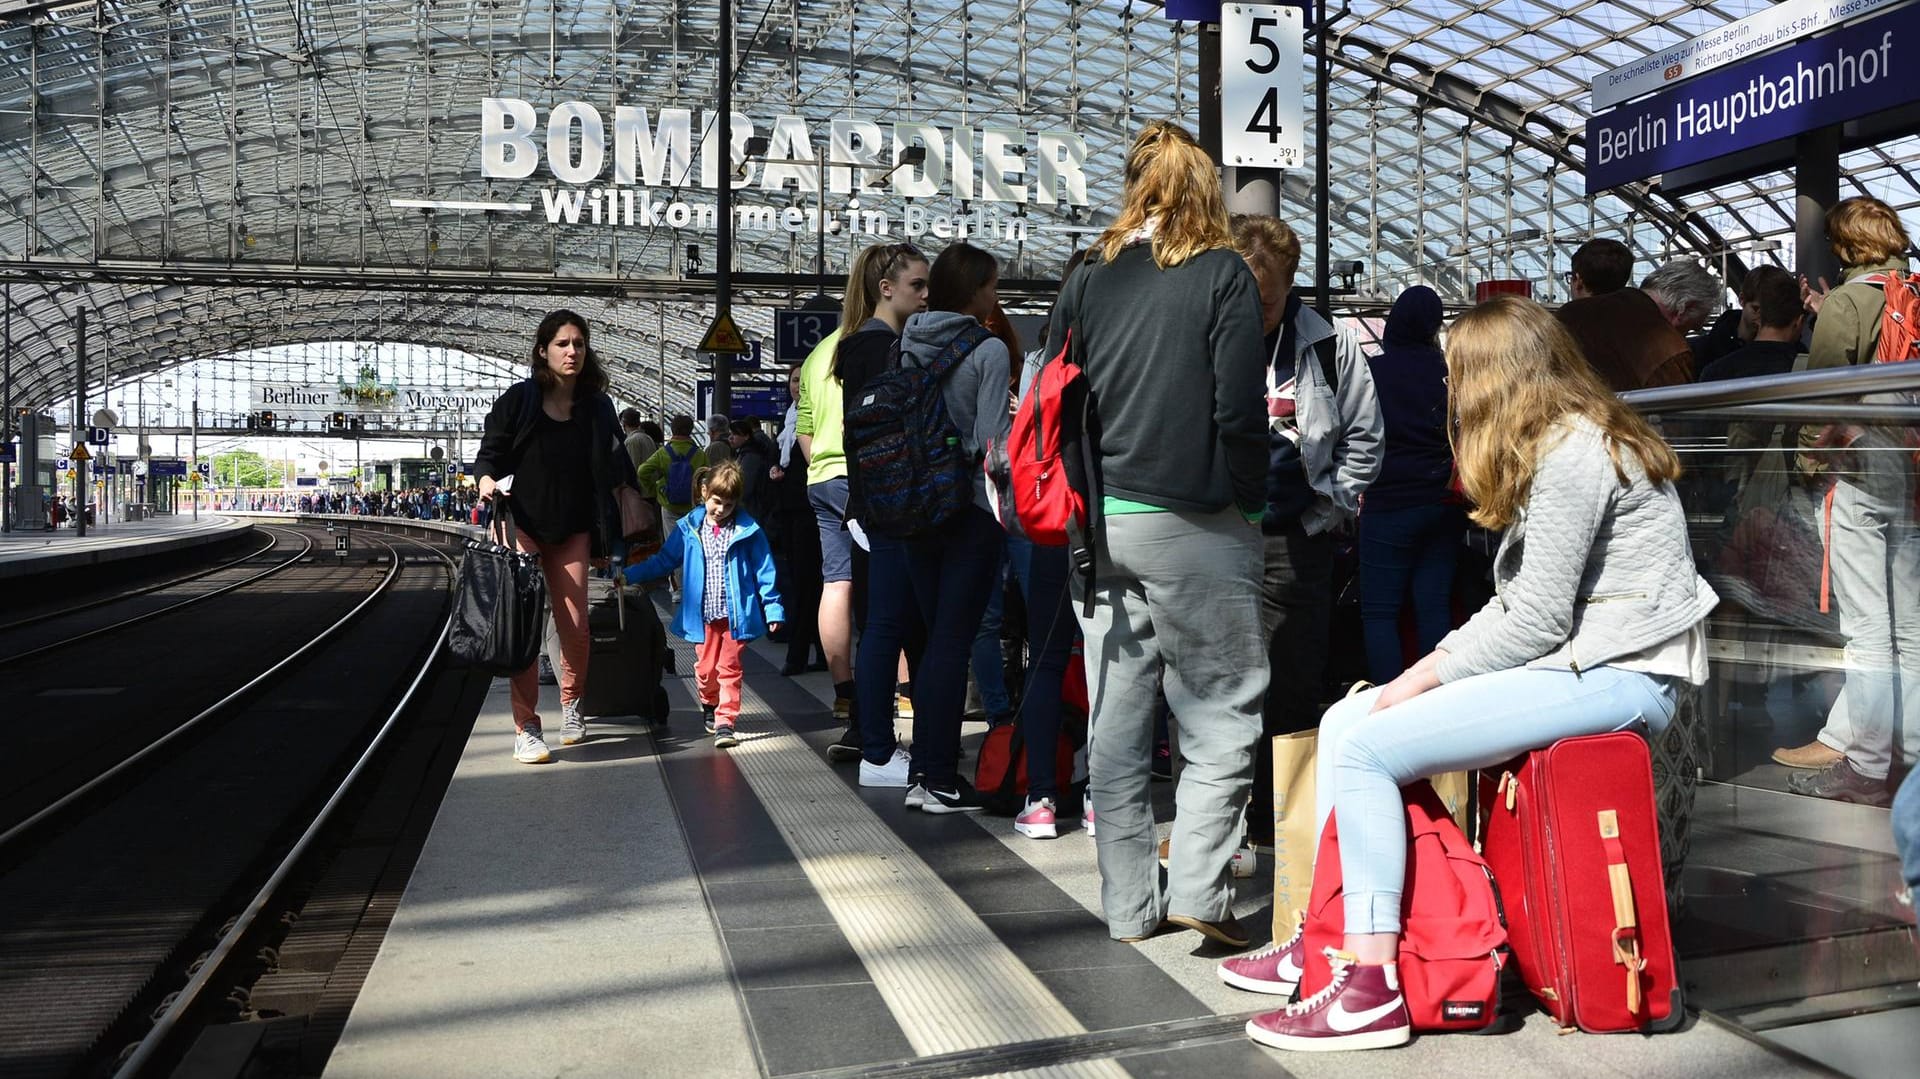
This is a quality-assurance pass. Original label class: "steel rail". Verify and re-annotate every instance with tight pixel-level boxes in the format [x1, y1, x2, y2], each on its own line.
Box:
[113, 535, 457, 1079]
[0, 526, 318, 667]
[0, 534, 406, 853]
[1621, 360, 1920, 412]
[0, 528, 279, 635]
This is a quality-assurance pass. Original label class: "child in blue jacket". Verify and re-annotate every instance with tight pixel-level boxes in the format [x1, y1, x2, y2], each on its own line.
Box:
[625, 460, 783, 747]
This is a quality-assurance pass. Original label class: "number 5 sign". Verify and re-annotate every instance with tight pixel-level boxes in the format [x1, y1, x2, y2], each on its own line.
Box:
[1221, 4, 1305, 169]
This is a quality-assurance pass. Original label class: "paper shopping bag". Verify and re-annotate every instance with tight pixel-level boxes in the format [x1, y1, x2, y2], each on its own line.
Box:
[1271, 729, 1318, 942]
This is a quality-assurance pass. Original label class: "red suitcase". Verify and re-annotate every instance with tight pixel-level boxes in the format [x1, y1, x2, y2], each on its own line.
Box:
[1479, 731, 1682, 1033]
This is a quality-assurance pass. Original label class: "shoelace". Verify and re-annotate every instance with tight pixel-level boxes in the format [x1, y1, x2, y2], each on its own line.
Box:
[1283, 963, 1350, 1016]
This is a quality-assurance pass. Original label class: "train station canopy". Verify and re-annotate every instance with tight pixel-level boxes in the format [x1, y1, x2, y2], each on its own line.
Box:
[1, 0, 1910, 414]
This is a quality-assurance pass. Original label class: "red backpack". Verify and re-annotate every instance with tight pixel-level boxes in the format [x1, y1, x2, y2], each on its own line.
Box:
[1299, 781, 1508, 1032]
[1866, 271, 1920, 361]
[1003, 328, 1101, 548]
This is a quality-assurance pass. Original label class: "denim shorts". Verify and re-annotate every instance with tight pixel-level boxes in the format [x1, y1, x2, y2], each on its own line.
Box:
[808, 477, 854, 583]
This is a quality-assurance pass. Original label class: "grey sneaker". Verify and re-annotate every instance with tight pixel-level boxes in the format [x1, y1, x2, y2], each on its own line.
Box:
[1787, 757, 1892, 806]
[514, 724, 552, 764]
[714, 724, 739, 749]
[702, 703, 718, 735]
[559, 700, 587, 745]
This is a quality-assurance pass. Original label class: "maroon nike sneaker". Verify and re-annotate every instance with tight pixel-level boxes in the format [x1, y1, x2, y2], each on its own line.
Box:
[1217, 913, 1307, 996]
[1246, 949, 1411, 1052]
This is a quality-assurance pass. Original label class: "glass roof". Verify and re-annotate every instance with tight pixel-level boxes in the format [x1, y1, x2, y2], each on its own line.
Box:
[0, 0, 1909, 416]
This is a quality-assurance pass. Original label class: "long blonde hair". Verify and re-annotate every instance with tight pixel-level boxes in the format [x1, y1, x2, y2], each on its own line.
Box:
[1447, 296, 1681, 531]
[1095, 121, 1233, 269]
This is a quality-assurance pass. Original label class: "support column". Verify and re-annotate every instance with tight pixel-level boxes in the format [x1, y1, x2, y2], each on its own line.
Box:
[74, 309, 86, 537]
[1794, 127, 1841, 291]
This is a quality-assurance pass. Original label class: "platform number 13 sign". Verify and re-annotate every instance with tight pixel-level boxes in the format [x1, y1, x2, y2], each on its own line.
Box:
[1221, 4, 1304, 169]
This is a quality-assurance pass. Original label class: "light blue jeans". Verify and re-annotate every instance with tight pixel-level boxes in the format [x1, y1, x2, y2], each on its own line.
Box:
[1317, 665, 1679, 934]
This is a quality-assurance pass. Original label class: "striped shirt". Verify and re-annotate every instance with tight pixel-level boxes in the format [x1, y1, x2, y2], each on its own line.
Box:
[701, 519, 734, 624]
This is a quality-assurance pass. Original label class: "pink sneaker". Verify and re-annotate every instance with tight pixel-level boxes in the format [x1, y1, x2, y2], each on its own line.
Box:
[1246, 950, 1411, 1052]
[1217, 914, 1306, 995]
[1083, 805, 1096, 837]
[1014, 797, 1058, 839]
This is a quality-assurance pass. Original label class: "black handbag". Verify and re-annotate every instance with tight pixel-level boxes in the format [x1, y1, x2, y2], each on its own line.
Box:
[449, 515, 549, 675]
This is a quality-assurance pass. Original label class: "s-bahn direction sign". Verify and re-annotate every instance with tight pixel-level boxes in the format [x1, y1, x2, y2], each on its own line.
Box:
[1592, 0, 1906, 111]
[1584, 2, 1920, 193]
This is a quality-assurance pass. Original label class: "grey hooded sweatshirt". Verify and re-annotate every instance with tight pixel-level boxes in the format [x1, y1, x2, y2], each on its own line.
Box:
[899, 309, 1012, 516]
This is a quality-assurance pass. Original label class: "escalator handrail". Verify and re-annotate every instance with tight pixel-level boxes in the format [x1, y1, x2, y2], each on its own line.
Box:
[1620, 357, 1920, 412]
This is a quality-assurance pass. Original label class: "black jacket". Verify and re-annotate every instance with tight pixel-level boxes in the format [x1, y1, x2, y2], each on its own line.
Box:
[735, 430, 780, 523]
[473, 379, 641, 557]
[1045, 245, 1268, 514]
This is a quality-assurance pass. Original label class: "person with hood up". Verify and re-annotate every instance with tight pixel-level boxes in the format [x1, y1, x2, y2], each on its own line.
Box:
[890, 241, 1013, 813]
[1358, 286, 1465, 683]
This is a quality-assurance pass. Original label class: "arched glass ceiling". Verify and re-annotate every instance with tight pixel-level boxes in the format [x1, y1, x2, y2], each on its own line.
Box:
[0, 0, 1912, 415]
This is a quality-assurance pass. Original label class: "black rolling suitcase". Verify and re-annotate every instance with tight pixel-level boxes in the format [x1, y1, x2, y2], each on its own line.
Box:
[550, 578, 674, 724]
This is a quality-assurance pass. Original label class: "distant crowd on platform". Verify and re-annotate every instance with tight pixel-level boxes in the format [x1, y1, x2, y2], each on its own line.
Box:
[463, 118, 1919, 1053]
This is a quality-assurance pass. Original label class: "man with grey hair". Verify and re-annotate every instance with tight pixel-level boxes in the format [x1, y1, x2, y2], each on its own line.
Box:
[705, 413, 735, 465]
[1641, 258, 1725, 335]
[1556, 244, 1708, 390]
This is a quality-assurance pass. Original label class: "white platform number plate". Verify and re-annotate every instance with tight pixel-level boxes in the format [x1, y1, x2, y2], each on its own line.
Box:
[1222, 4, 1305, 170]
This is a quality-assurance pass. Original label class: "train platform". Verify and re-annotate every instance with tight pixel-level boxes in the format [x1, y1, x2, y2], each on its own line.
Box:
[323, 620, 1834, 1079]
[0, 512, 253, 581]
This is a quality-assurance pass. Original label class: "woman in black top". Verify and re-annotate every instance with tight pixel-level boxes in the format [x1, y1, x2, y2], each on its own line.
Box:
[474, 310, 642, 764]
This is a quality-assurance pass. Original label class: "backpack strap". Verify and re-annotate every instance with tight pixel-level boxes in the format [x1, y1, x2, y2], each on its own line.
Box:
[922, 322, 995, 382]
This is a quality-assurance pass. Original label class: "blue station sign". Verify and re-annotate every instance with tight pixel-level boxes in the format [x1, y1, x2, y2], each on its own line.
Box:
[1585, 3, 1920, 193]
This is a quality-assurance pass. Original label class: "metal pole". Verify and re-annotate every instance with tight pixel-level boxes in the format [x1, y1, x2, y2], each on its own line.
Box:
[74, 308, 86, 537]
[714, 0, 734, 418]
[1314, 2, 1333, 320]
[191, 398, 199, 521]
[2, 282, 11, 534]
[817, 154, 828, 297]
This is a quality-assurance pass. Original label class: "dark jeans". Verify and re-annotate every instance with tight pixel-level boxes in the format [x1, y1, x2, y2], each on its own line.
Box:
[857, 536, 923, 764]
[1359, 502, 1466, 684]
[772, 506, 825, 670]
[1011, 536, 1076, 800]
[1250, 522, 1333, 844]
[906, 507, 1007, 787]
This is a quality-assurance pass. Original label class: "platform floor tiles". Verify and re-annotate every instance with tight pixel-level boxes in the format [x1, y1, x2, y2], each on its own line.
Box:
[0, 512, 247, 574]
[326, 620, 1832, 1079]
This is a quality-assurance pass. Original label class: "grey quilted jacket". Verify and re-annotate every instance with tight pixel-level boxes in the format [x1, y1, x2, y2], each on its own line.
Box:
[1436, 416, 1718, 683]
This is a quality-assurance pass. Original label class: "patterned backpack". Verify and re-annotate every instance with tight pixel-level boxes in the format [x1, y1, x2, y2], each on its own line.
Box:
[844, 323, 993, 538]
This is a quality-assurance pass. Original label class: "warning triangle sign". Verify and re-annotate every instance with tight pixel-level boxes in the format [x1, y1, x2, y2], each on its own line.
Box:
[70, 443, 91, 461]
[699, 311, 752, 355]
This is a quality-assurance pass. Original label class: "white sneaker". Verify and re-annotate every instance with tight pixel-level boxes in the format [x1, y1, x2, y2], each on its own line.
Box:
[514, 725, 551, 764]
[1231, 846, 1257, 879]
[1083, 805, 1096, 837]
[904, 782, 928, 809]
[559, 700, 587, 745]
[860, 746, 913, 788]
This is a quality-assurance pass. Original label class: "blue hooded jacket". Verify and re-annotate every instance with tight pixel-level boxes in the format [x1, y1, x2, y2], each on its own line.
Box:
[624, 506, 785, 642]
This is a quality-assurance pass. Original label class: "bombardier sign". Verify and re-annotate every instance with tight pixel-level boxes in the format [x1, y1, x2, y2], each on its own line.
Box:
[389, 100, 1097, 243]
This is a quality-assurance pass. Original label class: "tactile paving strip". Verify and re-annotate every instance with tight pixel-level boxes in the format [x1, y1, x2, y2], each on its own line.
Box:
[663, 636, 1128, 1079]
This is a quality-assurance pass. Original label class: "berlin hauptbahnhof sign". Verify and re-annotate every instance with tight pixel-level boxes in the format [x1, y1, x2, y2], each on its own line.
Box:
[1584, 2, 1920, 193]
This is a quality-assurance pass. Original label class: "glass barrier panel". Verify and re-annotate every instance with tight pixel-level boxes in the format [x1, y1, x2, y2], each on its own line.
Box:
[1643, 402, 1919, 1021]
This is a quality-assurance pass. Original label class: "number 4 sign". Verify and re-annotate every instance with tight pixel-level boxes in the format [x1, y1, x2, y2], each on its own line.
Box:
[1221, 4, 1305, 169]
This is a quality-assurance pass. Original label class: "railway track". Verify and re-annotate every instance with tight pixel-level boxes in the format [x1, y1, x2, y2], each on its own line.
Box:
[0, 527, 465, 1079]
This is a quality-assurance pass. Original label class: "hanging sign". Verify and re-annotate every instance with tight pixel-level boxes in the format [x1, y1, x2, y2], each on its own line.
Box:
[1584, 2, 1920, 192]
[1221, 5, 1306, 169]
[699, 311, 752, 355]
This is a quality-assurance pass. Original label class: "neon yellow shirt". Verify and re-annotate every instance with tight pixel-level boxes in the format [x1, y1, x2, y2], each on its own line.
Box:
[796, 329, 848, 485]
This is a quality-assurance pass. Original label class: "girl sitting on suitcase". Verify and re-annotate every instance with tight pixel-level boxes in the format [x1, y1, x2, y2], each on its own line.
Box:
[624, 460, 784, 748]
[1225, 295, 1717, 1052]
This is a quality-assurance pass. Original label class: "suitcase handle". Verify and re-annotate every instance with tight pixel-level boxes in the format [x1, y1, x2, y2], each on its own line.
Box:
[1597, 810, 1646, 1017]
